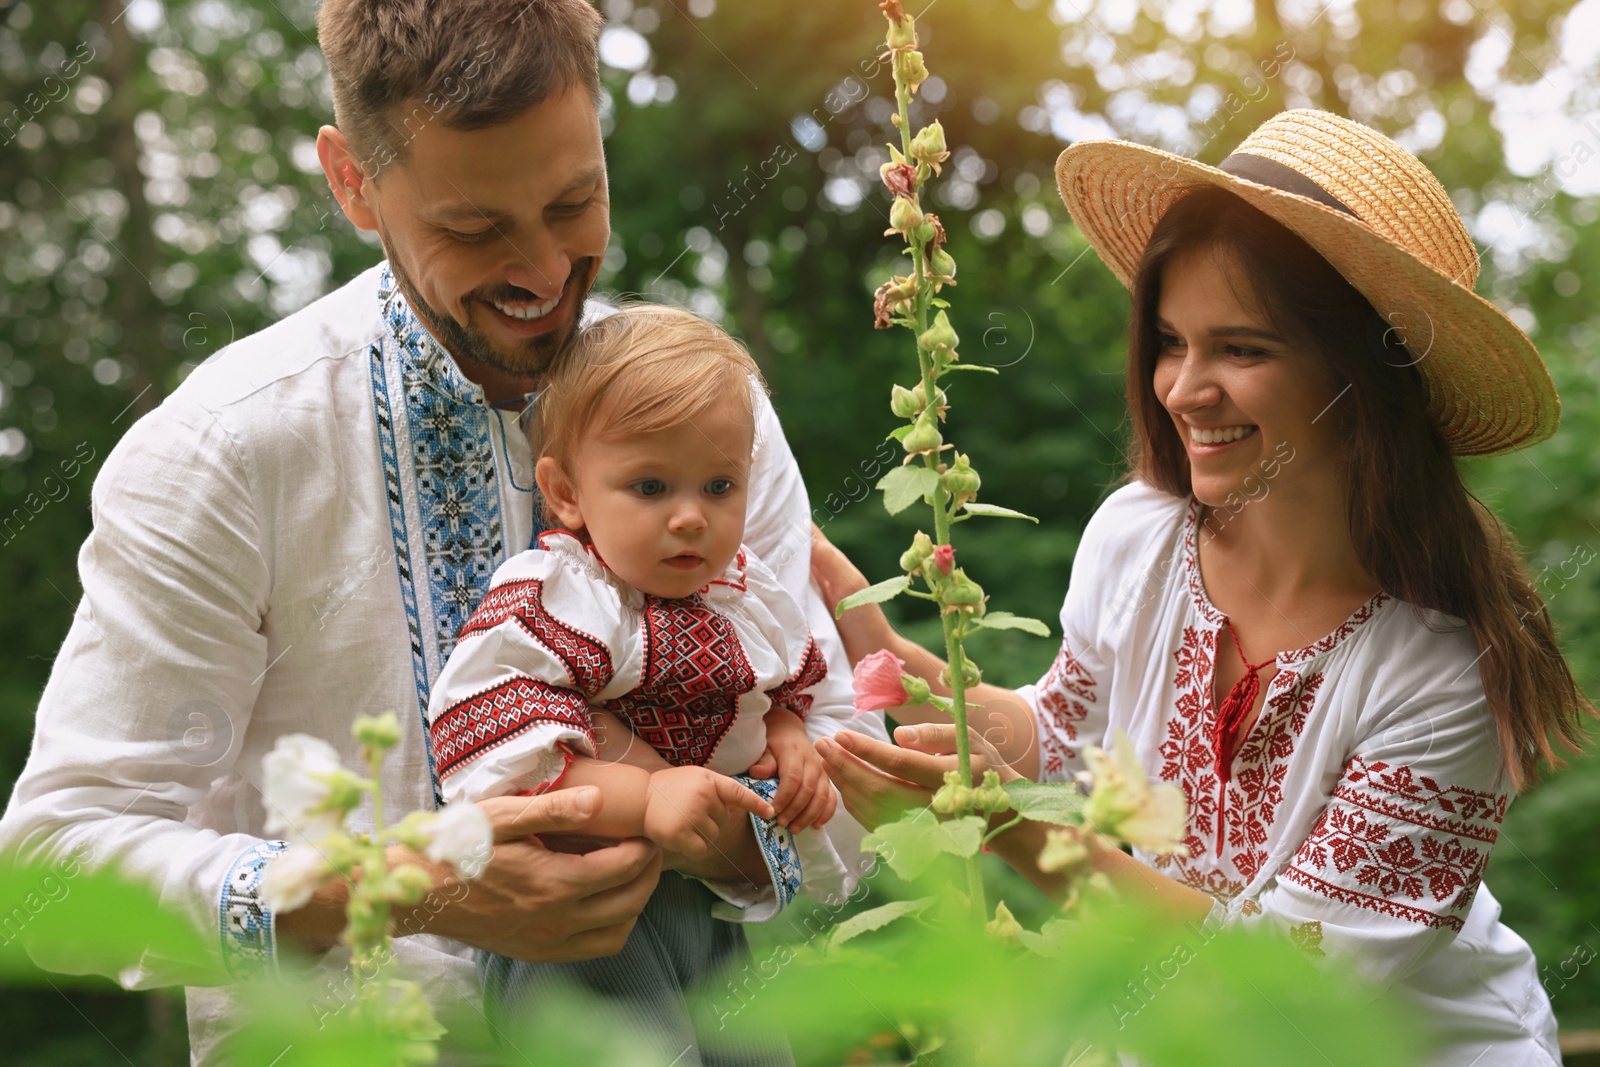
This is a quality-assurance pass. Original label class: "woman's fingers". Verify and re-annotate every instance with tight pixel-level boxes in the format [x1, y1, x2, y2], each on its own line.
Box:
[829, 728, 958, 789]
[816, 735, 931, 830]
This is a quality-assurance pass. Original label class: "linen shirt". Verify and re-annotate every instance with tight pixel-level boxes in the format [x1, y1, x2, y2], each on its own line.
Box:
[1022, 481, 1560, 1066]
[0, 263, 881, 1064]
[429, 531, 842, 914]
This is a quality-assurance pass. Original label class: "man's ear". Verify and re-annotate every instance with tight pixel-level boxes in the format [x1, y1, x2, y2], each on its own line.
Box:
[535, 456, 585, 531]
[316, 125, 379, 233]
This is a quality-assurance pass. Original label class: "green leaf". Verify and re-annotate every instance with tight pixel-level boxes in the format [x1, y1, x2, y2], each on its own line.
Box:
[1017, 917, 1075, 959]
[877, 465, 941, 515]
[961, 502, 1039, 521]
[973, 610, 1051, 637]
[1002, 780, 1088, 827]
[835, 575, 911, 616]
[944, 363, 999, 374]
[825, 897, 936, 953]
[862, 811, 987, 879]
[0, 857, 222, 986]
[886, 424, 913, 442]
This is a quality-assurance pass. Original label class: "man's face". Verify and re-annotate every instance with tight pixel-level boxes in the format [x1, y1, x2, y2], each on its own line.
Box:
[343, 86, 611, 381]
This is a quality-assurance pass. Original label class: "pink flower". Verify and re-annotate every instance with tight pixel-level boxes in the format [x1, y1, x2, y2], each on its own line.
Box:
[933, 544, 955, 574]
[852, 649, 911, 715]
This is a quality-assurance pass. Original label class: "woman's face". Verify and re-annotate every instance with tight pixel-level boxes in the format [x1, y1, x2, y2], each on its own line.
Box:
[1151, 243, 1348, 514]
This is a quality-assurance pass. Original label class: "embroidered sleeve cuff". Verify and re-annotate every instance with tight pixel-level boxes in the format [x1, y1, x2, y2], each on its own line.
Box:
[219, 839, 289, 979]
[698, 774, 802, 924]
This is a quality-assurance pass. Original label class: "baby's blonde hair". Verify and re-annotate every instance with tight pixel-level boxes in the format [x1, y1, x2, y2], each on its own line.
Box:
[532, 301, 767, 475]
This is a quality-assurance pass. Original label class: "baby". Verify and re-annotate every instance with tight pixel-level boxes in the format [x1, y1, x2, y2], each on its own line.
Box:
[426, 302, 835, 1057]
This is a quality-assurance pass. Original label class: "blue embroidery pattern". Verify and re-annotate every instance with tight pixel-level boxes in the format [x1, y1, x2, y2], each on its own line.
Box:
[370, 265, 508, 806]
[734, 774, 803, 913]
[219, 839, 288, 978]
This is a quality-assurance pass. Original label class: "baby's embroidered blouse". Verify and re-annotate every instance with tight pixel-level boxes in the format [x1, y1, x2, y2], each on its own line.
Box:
[427, 530, 832, 916]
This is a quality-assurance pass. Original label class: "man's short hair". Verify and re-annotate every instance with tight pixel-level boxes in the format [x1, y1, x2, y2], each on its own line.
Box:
[316, 0, 604, 178]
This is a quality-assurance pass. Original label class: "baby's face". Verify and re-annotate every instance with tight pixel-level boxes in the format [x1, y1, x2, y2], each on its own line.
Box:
[556, 400, 753, 599]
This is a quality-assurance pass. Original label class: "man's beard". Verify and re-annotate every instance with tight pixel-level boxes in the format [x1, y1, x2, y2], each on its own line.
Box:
[385, 247, 599, 382]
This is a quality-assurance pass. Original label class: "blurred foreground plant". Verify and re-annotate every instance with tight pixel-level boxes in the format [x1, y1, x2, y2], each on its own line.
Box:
[255, 712, 492, 1065]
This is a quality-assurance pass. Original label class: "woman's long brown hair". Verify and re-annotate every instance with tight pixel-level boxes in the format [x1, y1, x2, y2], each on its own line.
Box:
[1125, 186, 1590, 790]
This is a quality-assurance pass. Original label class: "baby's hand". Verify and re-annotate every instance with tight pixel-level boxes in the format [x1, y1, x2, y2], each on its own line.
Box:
[760, 709, 839, 832]
[643, 765, 775, 859]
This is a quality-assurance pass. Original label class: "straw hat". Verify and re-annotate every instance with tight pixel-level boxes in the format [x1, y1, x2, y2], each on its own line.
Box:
[1054, 109, 1558, 457]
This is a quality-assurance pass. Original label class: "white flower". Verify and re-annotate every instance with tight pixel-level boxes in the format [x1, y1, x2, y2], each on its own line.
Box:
[262, 733, 346, 841]
[259, 846, 330, 914]
[423, 803, 493, 880]
[1079, 730, 1188, 856]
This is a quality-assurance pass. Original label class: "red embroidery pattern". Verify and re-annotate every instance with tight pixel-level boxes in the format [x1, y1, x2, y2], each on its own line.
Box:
[1224, 671, 1322, 882]
[431, 676, 592, 781]
[706, 547, 750, 593]
[456, 577, 615, 696]
[1282, 756, 1504, 931]
[1334, 756, 1506, 843]
[1156, 499, 1392, 902]
[766, 636, 827, 719]
[1155, 625, 1224, 872]
[1035, 640, 1098, 775]
[605, 596, 757, 766]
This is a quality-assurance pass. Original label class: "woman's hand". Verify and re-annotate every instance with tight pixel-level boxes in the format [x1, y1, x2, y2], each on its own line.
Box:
[810, 524, 898, 667]
[815, 724, 1020, 831]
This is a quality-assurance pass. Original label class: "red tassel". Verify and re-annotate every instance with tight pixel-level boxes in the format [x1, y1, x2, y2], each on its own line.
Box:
[1213, 621, 1274, 855]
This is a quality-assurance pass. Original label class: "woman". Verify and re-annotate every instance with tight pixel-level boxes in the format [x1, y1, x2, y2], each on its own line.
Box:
[812, 110, 1588, 1065]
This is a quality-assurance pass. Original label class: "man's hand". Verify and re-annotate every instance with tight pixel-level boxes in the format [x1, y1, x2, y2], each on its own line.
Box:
[643, 766, 775, 861]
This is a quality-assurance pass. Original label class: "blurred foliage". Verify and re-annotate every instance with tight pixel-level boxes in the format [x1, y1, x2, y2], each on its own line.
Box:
[2, 0, 1599, 1060]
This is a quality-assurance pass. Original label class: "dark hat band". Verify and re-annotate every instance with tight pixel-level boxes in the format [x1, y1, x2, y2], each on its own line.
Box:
[1217, 153, 1356, 217]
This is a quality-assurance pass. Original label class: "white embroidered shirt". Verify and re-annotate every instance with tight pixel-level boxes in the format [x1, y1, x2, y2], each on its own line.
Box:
[1021, 481, 1560, 1066]
[0, 264, 882, 1064]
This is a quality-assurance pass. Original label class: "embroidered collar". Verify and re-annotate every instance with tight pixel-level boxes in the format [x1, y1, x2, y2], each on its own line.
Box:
[1181, 498, 1389, 666]
[378, 263, 486, 408]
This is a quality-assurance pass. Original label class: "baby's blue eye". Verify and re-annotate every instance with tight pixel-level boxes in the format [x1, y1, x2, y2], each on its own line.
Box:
[705, 478, 734, 496]
[632, 479, 667, 497]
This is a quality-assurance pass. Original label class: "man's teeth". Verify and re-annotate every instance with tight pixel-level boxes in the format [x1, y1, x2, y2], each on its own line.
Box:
[1190, 425, 1257, 444]
[492, 293, 561, 320]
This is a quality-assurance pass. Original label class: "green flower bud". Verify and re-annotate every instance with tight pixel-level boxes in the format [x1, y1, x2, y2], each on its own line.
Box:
[929, 248, 957, 283]
[901, 410, 943, 456]
[389, 863, 434, 906]
[942, 568, 986, 617]
[911, 217, 937, 246]
[972, 770, 1010, 814]
[899, 530, 934, 573]
[985, 900, 1023, 946]
[939, 458, 981, 499]
[902, 675, 933, 705]
[938, 658, 982, 690]
[354, 711, 402, 751]
[909, 120, 949, 167]
[931, 771, 972, 815]
[317, 767, 367, 818]
[890, 383, 919, 419]
[895, 49, 930, 93]
[1038, 827, 1090, 873]
[889, 195, 922, 233]
[919, 310, 959, 358]
[940, 452, 981, 507]
[884, 11, 916, 50]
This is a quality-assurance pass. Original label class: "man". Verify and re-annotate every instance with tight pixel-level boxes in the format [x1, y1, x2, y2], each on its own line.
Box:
[0, 1, 881, 1061]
